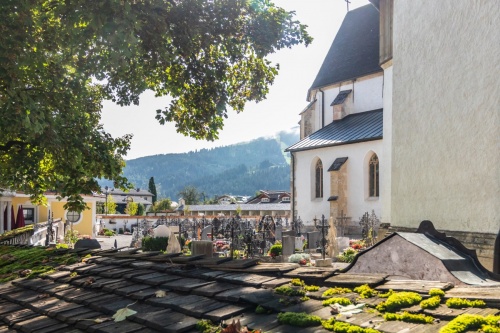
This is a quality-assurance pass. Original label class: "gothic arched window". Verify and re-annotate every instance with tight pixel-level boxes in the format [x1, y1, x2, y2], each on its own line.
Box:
[315, 159, 323, 198]
[369, 154, 379, 197]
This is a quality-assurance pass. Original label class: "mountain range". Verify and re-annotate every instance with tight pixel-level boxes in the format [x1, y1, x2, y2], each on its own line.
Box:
[115, 129, 300, 201]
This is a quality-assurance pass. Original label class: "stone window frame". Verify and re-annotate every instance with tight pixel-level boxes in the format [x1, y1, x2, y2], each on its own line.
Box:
[315, 159, 324, 198]
[369, 153, 380, 198]
[66, 210, 82, 224]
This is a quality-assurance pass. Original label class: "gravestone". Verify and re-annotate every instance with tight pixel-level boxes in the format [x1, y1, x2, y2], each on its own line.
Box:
[74, 238, 101, 249]
[191, 240, 213, 257]
[295, 237, 304, 251]
[275, 225, 282, 242]
[282, 230, 296, 237]
[337, 237, 350, 252]
[307, 231, 321, 250]
[201, 226, 212, 240]
[154, 225, 171, 238]
[282, 236, 295, 256]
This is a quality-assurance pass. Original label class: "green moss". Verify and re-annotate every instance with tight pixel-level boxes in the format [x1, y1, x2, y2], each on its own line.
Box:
[255, 305, 267, 314]
[322, 318, 381, 333]
[429, 288, 445, 297]
[290, 278, 305, 286]
[354, 284, 378, 298]
[0, 246, 82, 283]
[384, 311, 434, 324]
[304, 285, 320, 292]
[445, 298, 486, 308]
[322, 297, 352, 306]
[277, 312, 321, 327]
[195, 319, 220, 333]
[439, 314, 500, 333]
[322, 287, 352, 297]
[378, 289, 394, 298]
[420, 296, 441, 309]
[376, 292, 422, 312]
[274, 285, 306, 297]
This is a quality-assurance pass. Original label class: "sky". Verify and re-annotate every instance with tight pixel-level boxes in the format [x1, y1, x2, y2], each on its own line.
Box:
[101, 0, 370, 160]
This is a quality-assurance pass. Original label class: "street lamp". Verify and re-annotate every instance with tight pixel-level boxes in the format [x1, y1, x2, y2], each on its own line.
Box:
[104, 186, 109, 216]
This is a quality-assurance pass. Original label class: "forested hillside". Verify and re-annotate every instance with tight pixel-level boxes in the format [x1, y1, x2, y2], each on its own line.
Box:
[120, 130, 299, 200]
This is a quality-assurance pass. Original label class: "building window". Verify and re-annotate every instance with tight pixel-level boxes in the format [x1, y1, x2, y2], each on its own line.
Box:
[261, 198, 270, 203]
[23, 208, 35, 224]
[66, 211, 81, 224]
[315, 159, 323, 198]
[369, 154, 380, 197]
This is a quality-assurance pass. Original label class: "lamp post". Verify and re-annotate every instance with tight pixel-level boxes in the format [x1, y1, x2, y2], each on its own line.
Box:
[104, 186, 109, 216]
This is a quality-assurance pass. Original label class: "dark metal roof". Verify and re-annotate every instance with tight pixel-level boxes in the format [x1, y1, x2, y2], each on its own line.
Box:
[286, 109, 383, 152]
[331, 90, 352, 106]
[310, 4, 381, 91]
[328, 157, 349, 171]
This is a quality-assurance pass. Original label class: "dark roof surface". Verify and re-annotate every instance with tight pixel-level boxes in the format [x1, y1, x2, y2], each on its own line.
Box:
[331, 90, 352, 106]
[328, 157, 349, 171]
[310, 4, 381, 91]
[286, 109, 383, 152]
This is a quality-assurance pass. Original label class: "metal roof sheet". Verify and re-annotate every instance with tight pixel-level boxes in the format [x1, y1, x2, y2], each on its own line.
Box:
[286, 109, 383, 152]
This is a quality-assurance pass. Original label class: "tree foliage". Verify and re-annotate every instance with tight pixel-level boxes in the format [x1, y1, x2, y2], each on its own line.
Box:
[105, 194, 117, 215]
[124, 201, 138, 216]
[148, 177, 157, 204]
[0, 0, 311, 211]
[178, 185, 201, 205]
[150, 198, 172, 212]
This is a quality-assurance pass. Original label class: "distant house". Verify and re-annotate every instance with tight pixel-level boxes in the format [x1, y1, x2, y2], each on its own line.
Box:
[100, 187, 154, 213]
[216, 195, 249, 205]
[245, 190, 291, 204]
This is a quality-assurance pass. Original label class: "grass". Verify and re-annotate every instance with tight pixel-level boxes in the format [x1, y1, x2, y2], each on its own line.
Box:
[0, 245, 81, 283]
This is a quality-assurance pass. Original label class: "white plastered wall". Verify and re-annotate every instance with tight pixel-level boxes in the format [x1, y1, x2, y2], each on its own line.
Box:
[381, 62, 392, 225]
[294, 139, 383, 226]
[311, 73, 384, 132]
[390, 1, 500, 233]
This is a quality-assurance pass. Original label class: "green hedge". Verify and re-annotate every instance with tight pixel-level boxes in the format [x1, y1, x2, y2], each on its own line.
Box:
[142, 236, 168, 251]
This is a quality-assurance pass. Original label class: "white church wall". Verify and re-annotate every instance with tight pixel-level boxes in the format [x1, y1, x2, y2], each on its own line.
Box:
[314, 73, 384, 127]
[294, 139, 383, 226]
[391, 1, 499, 234]
[381, 63, 393, 225]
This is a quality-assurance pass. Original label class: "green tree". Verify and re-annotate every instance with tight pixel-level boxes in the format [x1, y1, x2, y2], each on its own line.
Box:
[151, 198, 172, 212]
[148, 177, 157, 204]
[105, 195, 117, 215]
[137, 203, 145, 216]
[178, 186, 201, 205]
[125, 202, 138, 216]
[0, 0, 311, 211]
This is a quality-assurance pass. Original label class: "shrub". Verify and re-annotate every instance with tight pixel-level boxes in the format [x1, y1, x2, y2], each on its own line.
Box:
[269, 243, 282, 257]
[354, 284, 378, 298]
[277, 312, 321, 327]
[255, 305, 267, 314]
[446, 298, 486, 309]
[104, 230, 114, 237]
[322, 287, 352, 297]
[337, 247, 358, 263]
[322, 297, 352, 306]
[55, 243, 69, 249]
[142, 236, 168, 251]
[420, 296, 441, 309]
[384, 312, 434, 324]
[376, 292, 422, 312]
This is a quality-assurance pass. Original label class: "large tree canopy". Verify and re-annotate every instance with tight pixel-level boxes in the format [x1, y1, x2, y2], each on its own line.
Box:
[0, 0, 311, 211]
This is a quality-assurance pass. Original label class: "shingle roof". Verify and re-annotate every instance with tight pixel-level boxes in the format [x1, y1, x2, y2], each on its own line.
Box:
[286, 109, 383, 152]
[310, 4, 381, 91]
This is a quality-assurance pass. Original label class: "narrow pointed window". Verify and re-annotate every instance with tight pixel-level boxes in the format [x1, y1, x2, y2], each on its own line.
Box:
[315, 160, 323, 198]
[369, 154, 379, 197]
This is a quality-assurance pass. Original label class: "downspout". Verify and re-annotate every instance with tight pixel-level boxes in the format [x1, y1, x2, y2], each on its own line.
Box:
[318, 88, 325, 128]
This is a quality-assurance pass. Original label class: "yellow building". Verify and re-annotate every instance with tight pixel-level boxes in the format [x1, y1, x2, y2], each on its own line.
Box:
[0, 191, 100, 239]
